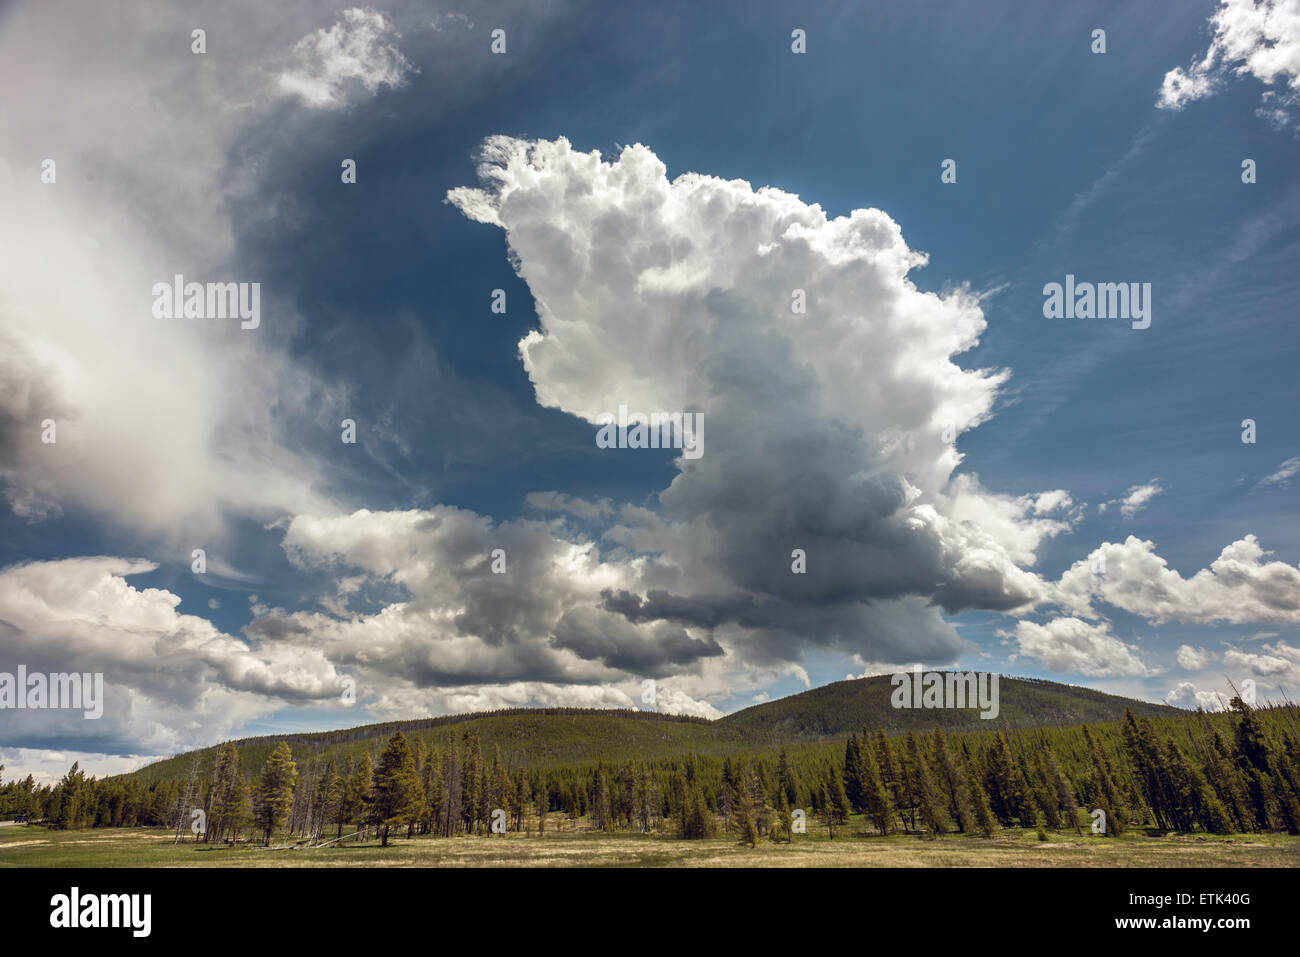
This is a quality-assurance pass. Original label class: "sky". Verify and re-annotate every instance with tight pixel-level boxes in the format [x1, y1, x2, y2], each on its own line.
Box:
[2, 0, 1299, 783]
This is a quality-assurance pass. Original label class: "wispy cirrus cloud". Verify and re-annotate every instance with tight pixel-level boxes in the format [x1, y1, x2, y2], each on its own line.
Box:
[1258, 455, 1300, 488]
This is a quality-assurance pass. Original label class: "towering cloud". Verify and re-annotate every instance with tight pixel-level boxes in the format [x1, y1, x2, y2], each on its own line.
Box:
[446, 136, 1075, 669]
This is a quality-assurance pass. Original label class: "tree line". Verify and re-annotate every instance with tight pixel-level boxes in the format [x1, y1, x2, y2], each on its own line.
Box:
[5, 697, 1299, 843]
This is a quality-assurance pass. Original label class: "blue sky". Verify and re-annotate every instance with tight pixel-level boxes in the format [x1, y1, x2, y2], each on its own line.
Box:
[2, 0, 1299, 781]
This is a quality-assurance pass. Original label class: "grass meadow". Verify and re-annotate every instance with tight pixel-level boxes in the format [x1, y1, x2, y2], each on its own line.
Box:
[4, 819, 1297, 868]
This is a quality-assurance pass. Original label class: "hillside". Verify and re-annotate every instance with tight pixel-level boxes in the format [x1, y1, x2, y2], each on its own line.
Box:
[719, 673, 1180, 739]
[122, 674, 1180, 784]
[124, 708, 749, 785]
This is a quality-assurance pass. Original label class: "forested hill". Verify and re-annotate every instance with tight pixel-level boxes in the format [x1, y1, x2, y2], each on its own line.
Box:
[122, 675, 1179, 785]
[719, 674, 1180, 738]
[125, 709, 744, 785]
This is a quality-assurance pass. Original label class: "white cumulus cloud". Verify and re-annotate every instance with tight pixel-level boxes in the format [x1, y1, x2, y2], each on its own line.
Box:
[1157, 0, 1300, 124]
[1006, 617, 1156, 677]
[1176, 644, 1215, 670]
[1224, 639, 1300, 687]
[277, 8, 414, 109]
[1055, 534, 1300, 625]
[0, 557, 347, 758]
[1165, 681, 1231, 711]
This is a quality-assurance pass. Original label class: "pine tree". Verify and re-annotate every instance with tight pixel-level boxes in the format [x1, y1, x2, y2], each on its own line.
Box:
[207, 742, 249, 843]
[1010, 763, 1038, 827]
[738, 758, 772, 838]
[906, 734, 949, 837]
[1242, 765, 1275, 831]
[677, 780, 712, 839]
[350, 752, 374, 838]
[252, 742, 299, 845]
[1233, 697, 1272, 773]
[982, 736, 1015, 826]
[411, 736, 425, 779]
[477, 763, 491, 833]
[824, 765, 851, 838]
[1200, 730, 1251, 832]
[843, 735, 864, 812]
[858, 743, 895, 835]
[592, 766, 613, 831]
[371, 732, 422, 847]
[420, 744, 440, 835]
[487, 746, 510, 833]
[899, 732, 925, 833]
[169, 757, 200, 842]
[616, 765, 630, 830]
[52, 763, 90, 830]
[1122, 711, 1178, 830]
[1082, 725, 1125, 836]
[513, 772, 529, 832]
[774, 790, 793, 843]
[931, 727, 975, 832]
[1230, 698, 1300, 834]
[461, 729, 482, 833]
[984, 734, 1034, 827]
[776, 748, 798, 807]
[1270, 768, 1300, 835]
[874, 730, 905, 832]
[1164, 737, 1232, 834]
[718, 757, 736, 831]
[1283, 734, 1300, 804]
[439, 731, 461, 837]
[311, 758, 339, 842]
[969, 774, 998, 838]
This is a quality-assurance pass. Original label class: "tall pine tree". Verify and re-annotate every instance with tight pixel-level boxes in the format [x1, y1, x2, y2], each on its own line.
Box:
[252, 742, 298, 845]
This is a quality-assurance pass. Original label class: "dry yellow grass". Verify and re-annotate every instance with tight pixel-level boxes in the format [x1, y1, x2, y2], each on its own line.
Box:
[3, 823, 1299, 868]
